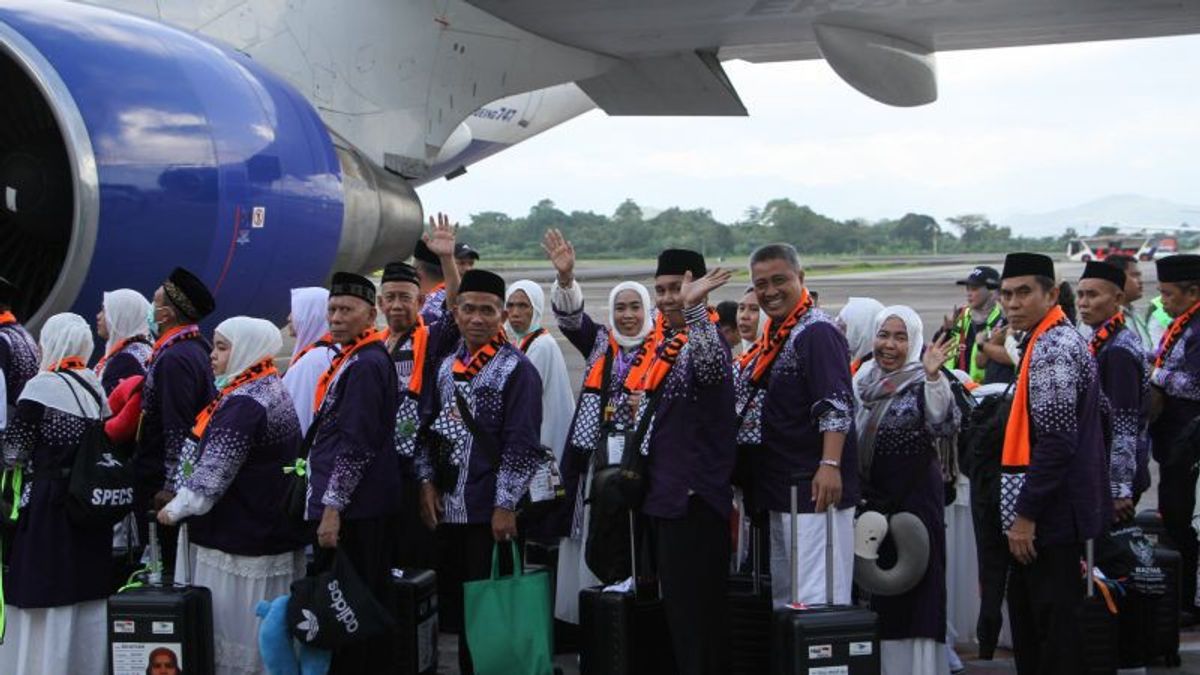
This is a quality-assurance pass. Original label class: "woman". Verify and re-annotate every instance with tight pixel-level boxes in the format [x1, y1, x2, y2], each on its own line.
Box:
[0, 313, 111, 674]
[282, 287, 334, 435]
[837, 296, 885, 373]
[735, 287, 763, 356]
[505, 279, 575, 465]
[159, 316, 305, 675]
[93, 288, 153, 394]
[543, 228, 655, 624]
[853, 306, 957, 675]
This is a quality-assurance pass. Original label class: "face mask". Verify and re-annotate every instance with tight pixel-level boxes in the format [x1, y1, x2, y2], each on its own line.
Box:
[214, 373, 232, 389]
[147, 305, 160, 340]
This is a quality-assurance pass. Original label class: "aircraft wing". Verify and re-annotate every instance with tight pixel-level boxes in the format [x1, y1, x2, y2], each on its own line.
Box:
[469, 0, 1200, 111]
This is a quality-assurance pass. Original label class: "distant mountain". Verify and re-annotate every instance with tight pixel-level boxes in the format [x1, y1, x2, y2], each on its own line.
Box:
[1000, 194, 1200, 236]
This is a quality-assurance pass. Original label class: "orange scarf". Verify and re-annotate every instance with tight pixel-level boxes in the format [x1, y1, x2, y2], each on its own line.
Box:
[1001, 306, 1067, 468]
[148, 324, 201, 365]
[292, 332, 333, 364]
[0, 311, 15, 326]
[312, 329, 385, 411]
[584, 334, 653, 392]
[388, 318, 430, 397]
[190, 358, 277, 438]
[625, 309, 718, 393]
[94, 335, 150, 375]
[738, 289, 813, 386]
[453, 330, 509, 381]
[1155, 300, 1200, 368]
[49, 357, 86, 372]
[1088, 311, 1125, 357]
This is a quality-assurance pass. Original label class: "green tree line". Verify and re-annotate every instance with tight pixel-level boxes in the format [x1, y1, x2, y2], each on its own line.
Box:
[457, 198, 1074, 259]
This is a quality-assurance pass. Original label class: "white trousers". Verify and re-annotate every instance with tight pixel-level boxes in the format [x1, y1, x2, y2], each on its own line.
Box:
[769, 507, 855, 608]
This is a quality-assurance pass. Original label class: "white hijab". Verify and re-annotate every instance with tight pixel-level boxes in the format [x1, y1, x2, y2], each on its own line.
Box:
[102, 289, 151, 354]
[838, 297, 886, 361]
[20, 313, 107, 418]
[290, 287, 330, 358]
[214, 316, 283, 381]
[607, 281, 653, 348]
[505, 280, 545, 341]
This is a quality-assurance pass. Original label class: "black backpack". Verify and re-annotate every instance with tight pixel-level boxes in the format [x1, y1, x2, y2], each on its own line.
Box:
[57, 370, 136, 528]
[957, 386, 1014, 523]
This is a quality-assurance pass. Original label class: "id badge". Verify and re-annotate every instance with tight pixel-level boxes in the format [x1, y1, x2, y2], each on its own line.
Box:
[606, 433, 626, 466]
[529, 464, 556, 502]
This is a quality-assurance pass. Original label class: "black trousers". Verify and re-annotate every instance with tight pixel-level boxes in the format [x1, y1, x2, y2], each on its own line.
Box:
[436, 523, 520, 675]
[312, 513, 403, 675]
[652, 496, 731, 675]
[1007, 543, 1084, 675]
[970, 479, 1009, 659]
[396, 474, 437, 570]
[1158, 467, 1199, 612]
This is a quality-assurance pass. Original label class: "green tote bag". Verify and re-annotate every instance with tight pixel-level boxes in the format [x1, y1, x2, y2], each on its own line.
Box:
[464, 541, 554, 675]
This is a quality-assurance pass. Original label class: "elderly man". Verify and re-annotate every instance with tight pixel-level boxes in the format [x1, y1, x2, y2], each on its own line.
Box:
[306, 271, 403, 673]
[416, 269, 543, 675]
[140, 267, 217, 577]
[1149, 254, 1200, 618]
[998, 253, 1107, 674]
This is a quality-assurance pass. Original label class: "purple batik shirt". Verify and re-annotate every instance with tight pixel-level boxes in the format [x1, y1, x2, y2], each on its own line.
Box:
[745, 309, 859, 515]
[640, 304, 736, 521]
[416, 341, 543, 525]
[139, 334, 215, 499]
[1014, 324, 1108, 545]
[1150, 312, 1200, 463]
[176, 375, 305, 556]
[0, 322, 38, 408]
[306, 342, 402, 520]
[1095, 326, 1150, 500]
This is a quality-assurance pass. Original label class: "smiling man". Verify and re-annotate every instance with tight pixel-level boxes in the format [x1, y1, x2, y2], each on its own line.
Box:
[416, 268, 543, 675]
[1149, 253, 1200, 620]
[997, 253, 1106, 675]
[735, 243, 858, 612]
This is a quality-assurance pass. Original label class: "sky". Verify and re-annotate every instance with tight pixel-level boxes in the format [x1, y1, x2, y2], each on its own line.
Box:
[417, 34, 1200, 236]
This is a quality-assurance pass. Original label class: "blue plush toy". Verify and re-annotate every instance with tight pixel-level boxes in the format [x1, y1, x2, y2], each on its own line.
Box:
[257, 594, 332, 675]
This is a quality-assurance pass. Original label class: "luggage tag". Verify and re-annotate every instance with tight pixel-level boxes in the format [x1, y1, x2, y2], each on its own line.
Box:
[605, 433, 625, 466]
[528, 459, 563, 503]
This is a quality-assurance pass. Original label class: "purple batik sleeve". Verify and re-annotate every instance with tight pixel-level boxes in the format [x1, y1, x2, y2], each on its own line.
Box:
[1016, 335, 1080, 522]
[183, 397, 261, 501]
[322, 360, 388, 511]
[494, 362, 543, 511]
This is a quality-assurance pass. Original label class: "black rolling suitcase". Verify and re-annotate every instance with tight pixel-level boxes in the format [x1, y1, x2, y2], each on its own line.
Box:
[1135, 509, 1174, 549]
[770, 482, 880, 675]
[108, 519, 214, 675]
[729, 524, 772, 674]
[578, 512, 676, 675]
[390, 567, 439, 675]
[1147, 545, 1183, 667]
[1081, 539, 1120, 675]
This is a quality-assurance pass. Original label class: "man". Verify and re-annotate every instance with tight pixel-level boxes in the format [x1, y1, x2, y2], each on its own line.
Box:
[415, 269, 542, 674]
[454, 241, 480, 275]
[307, 271, 403, 672]
[943, 265, 1007, 384]
[1149, 253, 1200, 618]
[141, 267, 217, 574]
[999, 252, 1107, 674]
[1104, 254, 1154, 351]
[0, 276, 38, 426]
[631, 248, 735, 674]
[1077, 261, 1150, 518]
[739, 244, 858, 611]
[379, 218, 462, 568]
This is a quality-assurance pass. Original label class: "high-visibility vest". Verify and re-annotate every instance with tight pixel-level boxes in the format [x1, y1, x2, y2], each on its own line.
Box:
[944, 304, 1003, 383]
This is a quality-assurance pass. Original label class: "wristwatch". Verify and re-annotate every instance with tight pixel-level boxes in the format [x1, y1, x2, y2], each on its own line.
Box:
[819, 459, 840, 469]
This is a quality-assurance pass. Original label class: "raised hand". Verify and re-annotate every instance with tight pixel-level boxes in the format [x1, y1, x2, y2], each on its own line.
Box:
[680, 267, 733, 308]
[541, 228, 576, 286]
[923, 332, 956, 379]
[423, 212, 457, 258]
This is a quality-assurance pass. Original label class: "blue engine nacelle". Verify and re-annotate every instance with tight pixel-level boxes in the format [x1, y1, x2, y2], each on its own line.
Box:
[0, 1, 422, 327]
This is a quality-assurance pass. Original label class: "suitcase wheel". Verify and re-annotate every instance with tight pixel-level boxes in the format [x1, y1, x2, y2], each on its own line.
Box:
[1164, 652, 1182, 668]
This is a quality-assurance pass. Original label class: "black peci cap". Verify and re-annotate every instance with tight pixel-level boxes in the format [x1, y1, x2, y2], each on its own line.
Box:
[330, 271, 376, 305]
[163, 267, 215, 321]
[655, 249, 706, 278]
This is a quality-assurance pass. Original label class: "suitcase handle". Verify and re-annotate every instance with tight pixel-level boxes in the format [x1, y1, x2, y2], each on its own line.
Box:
[146, 510, 162, 587]
[789, 471, 835, 607]
[1086, 538, 1094, 599]
[176, 521, 192, 587]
